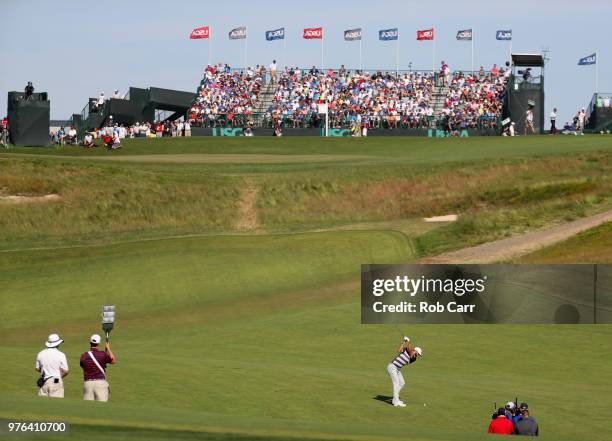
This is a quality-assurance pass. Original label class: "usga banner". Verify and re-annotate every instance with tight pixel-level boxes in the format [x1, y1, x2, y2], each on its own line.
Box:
[578, 53, 597, 65]
[229, 26, 247, 40]
[303, 27, 323, 39]
[379, 28, 399, 41]
[265, 27, 285, 41]
[417, 28, 434, 40]
[456, 29, 473, 41]
[496, 29, 512, 40]
[344, 28, 362, 41]
[189, 26, 210, 39]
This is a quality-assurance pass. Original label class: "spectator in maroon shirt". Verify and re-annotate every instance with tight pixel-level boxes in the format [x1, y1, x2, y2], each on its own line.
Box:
[488, 408, 514, 435]
[79, 334, 116, 402]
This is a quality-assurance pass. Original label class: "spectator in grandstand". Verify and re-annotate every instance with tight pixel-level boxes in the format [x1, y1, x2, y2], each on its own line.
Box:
[550, 108, 558, 134]
[155, 121, 163, 138]
[112, 90, 122, 99]
[479, 66, 486, 78]
[502, 61, 512, 80]
[82, 131, 95, 148]
[24, 81, 35, 100]
[270, 60, 277, 84]
[440, 61, 450, 86]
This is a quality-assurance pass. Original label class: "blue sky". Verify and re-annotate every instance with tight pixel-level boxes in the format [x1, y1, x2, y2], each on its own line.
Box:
[1, 0, 609, 124]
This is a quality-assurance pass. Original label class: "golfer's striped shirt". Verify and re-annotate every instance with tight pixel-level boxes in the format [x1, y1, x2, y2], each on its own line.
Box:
[392, 349, 417, 369]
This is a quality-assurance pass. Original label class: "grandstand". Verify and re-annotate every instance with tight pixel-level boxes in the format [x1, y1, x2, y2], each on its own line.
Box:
[188, 63, 510, 134]
[585, 93, 612, 133]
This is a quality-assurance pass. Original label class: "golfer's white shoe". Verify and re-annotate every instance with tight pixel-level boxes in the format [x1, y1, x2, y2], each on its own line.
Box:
[393, 401, 406, 407]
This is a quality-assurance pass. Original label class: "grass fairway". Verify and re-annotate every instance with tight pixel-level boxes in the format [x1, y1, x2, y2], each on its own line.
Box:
[1, 136, 612, 440]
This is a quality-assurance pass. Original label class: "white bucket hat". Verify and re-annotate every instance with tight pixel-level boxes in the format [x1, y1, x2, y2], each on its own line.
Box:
[90, 334, 101, 344]
[45, 333, 64, 348]
[414, 346, 423, 357]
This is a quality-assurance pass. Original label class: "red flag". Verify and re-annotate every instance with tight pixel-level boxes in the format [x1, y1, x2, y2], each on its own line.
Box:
[417, 28, 434, 41]
[190, 26, 210, 39]
[303, 27, 323, 39]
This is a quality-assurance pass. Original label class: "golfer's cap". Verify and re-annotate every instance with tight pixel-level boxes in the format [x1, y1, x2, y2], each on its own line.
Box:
[90, 334, 101, 344]
[45, 333, 64, 348]
[414, 346, 423, 357]
[505, 401, 516, 410]
[520, 402, 529, 411]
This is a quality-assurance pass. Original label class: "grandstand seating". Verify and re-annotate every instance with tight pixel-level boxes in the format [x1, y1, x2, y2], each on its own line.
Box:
[188, 64, 509, 131]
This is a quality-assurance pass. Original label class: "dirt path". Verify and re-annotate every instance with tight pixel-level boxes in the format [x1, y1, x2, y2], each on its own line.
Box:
[235, 180, 259, 232]
[420, 209, 612, 263]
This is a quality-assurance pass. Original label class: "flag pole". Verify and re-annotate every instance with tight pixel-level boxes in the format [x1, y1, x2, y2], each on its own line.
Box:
[432, 29, 436, 75]
[209, 31, 212, 66]
[471, 27, 475, 75]
[283, 37, 287, 69]
[396, 32, 399, 77]
[244, 30, 248, 69]
[596, 50, 599, 93]
[359, 37, 362, 71]
[321, 33, 324, 70]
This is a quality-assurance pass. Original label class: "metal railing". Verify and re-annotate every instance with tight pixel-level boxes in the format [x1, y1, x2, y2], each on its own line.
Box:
[191, 112, 500, 131]
[586, 92, 612, 119]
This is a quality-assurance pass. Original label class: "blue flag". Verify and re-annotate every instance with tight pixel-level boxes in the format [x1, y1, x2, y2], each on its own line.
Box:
[578, 53, 597, 65]
[379, 28, 399, 41]
[266, 28, 285, 41]
[496, 30, 512, 41]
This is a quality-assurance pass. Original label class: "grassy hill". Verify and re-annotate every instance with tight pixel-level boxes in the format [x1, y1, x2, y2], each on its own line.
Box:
[1, 136, 611, 440]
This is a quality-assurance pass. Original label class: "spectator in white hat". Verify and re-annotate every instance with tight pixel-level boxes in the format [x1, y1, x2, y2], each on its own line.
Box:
[35, 334, 69, 398]
[79, 334, 116, 402]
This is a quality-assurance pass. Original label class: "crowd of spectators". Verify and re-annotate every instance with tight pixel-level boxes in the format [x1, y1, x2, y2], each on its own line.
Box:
[189, 63, 264, 127]
[437, 62, 510, 132]
[50, 118, 191, 149]
[188, 62, 510, 132]
[265, 67, 435, 130]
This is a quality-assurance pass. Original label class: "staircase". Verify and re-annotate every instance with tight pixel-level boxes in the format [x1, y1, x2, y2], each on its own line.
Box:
[431, 85, 450, 128]
[253, 82, 277, 126]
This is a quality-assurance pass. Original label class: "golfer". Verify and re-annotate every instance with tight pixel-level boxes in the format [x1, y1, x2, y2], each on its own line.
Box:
[35, 334, 69, 398]
[386, 336, 422, 407]
[79, 334, 116, 402]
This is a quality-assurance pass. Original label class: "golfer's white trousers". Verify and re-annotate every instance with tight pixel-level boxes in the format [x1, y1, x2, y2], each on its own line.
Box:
[387, 363, 405, 405]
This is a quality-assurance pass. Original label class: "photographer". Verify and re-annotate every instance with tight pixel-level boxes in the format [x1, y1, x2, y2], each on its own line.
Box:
[35, 334, 69, 398]
[514, 403, 539, 436]
[24, 81, 34, 100]
[487, 408, 513, 435]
